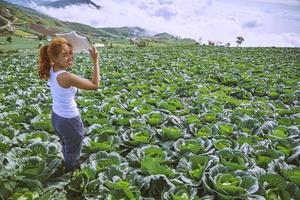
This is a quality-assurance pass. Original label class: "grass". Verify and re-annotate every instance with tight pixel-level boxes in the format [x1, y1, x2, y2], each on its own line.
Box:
[0, 35, 196, 53]
[14, 29, 35, 37]
[0, 36, 46, 52]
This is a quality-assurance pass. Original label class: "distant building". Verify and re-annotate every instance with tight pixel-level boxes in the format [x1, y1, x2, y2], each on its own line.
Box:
[94, 43, 105, 48]
[129, 38, 139, 44]
[208, 40, 223, 46]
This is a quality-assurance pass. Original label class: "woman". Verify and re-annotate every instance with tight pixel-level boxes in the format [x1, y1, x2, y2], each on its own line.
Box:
[38, 37, 100, 172]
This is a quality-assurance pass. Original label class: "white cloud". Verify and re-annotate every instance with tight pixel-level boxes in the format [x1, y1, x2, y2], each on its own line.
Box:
[283, 32, 300, 46]
[27, 0, 300, 47]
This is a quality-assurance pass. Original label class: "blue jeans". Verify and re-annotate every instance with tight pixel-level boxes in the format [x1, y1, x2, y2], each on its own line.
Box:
[51, 111, 84, 172]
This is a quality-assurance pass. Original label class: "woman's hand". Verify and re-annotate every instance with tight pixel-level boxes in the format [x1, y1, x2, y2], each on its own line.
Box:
[89, 46, 99, 64]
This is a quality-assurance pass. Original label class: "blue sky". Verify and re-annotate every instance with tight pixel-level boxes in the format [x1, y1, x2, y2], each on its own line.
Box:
[16, 0, 300, 46]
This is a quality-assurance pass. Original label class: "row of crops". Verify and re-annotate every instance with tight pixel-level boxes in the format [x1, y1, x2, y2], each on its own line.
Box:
[0, 46, 299, 199]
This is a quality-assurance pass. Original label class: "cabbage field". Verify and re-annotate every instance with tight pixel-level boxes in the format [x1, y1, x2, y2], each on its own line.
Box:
[0, 46, 299, 200]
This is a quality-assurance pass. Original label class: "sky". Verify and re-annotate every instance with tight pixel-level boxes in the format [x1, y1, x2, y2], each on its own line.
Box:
[20, 0, 300, 46]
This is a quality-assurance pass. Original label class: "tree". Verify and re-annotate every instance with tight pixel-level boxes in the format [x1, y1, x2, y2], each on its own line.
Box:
[6, 36, 12, 43]
[225, 42, 230, 47]
[137, 39, 147, 47]
[236, 36, 244, 47]
[38, 34, 47, 40]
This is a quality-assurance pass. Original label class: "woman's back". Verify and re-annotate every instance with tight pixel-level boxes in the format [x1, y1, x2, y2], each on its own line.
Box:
[49, 66, 79, 118]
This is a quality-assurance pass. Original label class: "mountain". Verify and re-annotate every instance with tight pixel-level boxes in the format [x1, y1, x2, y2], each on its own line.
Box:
[3, 0, 101, 10]
[101, 27, 149, 38]
[42, 0, 101, 9]
[153, 32, 176, 39]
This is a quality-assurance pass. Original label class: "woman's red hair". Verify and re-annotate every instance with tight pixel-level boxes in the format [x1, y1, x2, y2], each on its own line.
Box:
[38, 37, 72, 80]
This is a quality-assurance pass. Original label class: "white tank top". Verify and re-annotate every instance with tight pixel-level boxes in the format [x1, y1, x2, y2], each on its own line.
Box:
[49, 66, 79, 118]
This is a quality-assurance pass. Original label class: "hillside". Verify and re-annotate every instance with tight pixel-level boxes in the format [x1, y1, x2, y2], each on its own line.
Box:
[0, 0, 68, 37]
[0, 0, 148, 40]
